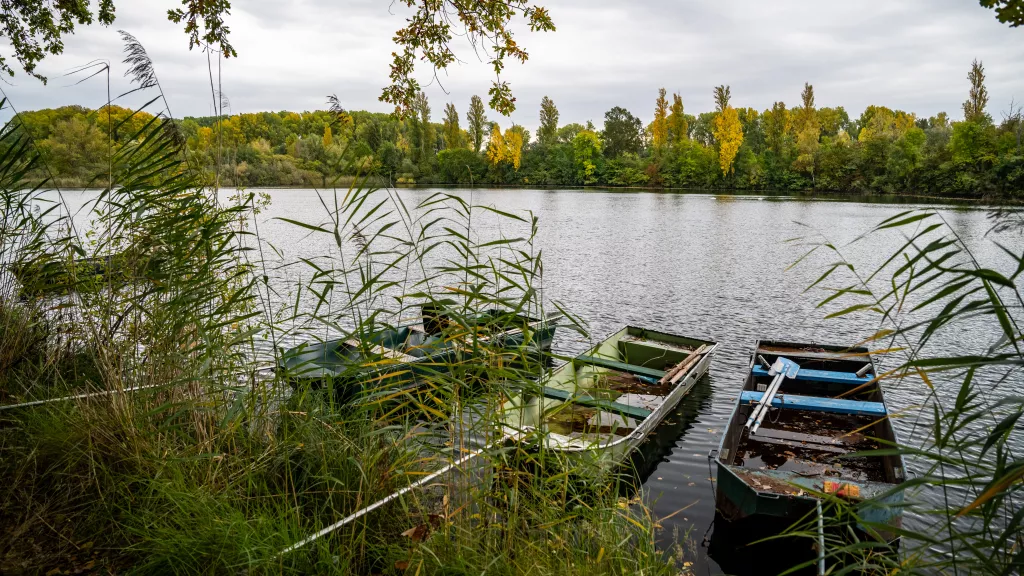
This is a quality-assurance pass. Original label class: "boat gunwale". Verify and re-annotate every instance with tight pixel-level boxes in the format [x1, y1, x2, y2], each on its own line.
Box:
[281, 313, 559, 377]
[520, 326, 719, 455]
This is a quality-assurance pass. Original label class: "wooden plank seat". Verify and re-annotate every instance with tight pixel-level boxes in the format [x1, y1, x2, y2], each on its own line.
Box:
[539, 386, 653, 420]
[574, 355, 667, 380]
[751, 365, 874, 386]
[740, 391, 886, 417]
[345, 339, 418, 363]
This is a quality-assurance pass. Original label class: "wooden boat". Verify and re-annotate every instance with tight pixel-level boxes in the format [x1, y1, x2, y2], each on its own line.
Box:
[279, 308, 558, 404]
[501, 326, 717, 476]
[714, 340, 907, 539]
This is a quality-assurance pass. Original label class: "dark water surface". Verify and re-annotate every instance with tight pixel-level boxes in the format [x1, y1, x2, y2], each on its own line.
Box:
[53, 187, 1020, 573]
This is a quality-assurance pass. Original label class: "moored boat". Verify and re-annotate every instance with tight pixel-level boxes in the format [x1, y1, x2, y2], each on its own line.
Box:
[501, 326, 718, 477]
[714, 340, 906, 540]
[279, 307, 558, 405]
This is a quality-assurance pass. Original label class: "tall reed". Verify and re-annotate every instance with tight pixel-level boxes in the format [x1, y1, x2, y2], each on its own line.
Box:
[0, 33, 677, 575]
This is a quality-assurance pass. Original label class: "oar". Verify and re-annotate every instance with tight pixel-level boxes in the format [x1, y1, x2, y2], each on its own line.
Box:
[658, 344, 709, 386]
[745, 357, 800, 434]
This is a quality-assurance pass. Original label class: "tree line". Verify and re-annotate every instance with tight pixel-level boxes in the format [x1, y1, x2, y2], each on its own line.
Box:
[14, 60, 1023, 195]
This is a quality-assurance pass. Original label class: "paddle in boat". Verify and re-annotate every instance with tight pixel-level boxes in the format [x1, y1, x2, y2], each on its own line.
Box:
[279, 306, 558, 405]
[501, 326, 718, 476]
[714, 340, 907, 541]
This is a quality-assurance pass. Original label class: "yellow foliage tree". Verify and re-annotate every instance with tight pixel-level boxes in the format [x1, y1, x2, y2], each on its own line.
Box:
[505, 126, 524, 170]
[323, 125, 333, 148]
[712, 86, 743, 176]
[714, 108, 743, 175]
[668, 93, 688, 147]
[486, 123, 506, 165]
[652, 88, 669, 151]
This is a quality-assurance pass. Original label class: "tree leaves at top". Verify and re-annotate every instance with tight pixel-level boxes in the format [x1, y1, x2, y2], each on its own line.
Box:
[0, 0, 235, 82]
[381, 0, 556, 116]
[980, 0, 1024, 26]
[602, 106, 643, 158]
[0, 0, 115, 81]
[167, 0, 236, 58]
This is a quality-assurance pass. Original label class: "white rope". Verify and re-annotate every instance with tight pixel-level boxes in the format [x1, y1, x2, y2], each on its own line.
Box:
[0, 364, 276, 412]
[279, 431, 520, 556]
[0, 383, 166, 411]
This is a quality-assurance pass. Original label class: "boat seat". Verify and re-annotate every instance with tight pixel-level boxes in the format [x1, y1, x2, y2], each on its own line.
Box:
[539, 386, 653, 420]
[345, 338, 418, 363]
[752, 365, 874, 386]
[739, 391, 886, 417]
[573, 355, 667, 380]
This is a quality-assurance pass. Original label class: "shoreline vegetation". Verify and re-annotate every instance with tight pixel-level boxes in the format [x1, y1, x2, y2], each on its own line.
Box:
[15, 60, 1024, 198]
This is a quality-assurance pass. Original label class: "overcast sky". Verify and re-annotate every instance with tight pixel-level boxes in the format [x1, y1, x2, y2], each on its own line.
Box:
[3, 0, 1023, 133]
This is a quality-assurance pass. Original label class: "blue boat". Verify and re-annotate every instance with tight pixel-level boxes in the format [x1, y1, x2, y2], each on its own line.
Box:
[714, 340, 907, 541]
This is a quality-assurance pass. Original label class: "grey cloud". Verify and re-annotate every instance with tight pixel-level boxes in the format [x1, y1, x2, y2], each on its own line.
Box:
[2, 0, 1022, 135]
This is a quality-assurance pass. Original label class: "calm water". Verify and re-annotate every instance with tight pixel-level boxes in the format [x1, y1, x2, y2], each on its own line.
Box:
[53, 187, 1020, 573]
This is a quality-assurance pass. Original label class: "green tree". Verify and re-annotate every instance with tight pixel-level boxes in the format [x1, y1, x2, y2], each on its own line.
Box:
[443, 102, 463, 149]
[793, 83, 821, 183]
[466, 95, 488, 153]
[963, 59, 990, 123]
[572, 130, 602, 185]
[557, 123, 585, 144]
[601, 106, 643, 158]
[412, 92, 435, 165]
[763, 102, 790, 158]
[538, 96, 559, 146]
[36, 116, 107, 179]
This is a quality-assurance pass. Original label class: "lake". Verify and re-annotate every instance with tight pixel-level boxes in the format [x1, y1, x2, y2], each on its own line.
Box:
[53, 187, 1020, 573]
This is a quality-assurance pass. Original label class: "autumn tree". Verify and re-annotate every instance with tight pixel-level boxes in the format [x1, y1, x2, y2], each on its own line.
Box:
[792, 83, 821, 182]
[712, 85, 743, 176]
[486, 123, 506, 166]
[651, 88, 669, 151]
[443, 102, 463, 149]
[505, 125, 525, 170]
[322, 125, 333, 148]
[963, 59, 990, 123]
[538, 96, 559, 146]
[668, 94, 689, 147]
[467, 95, 488, 153]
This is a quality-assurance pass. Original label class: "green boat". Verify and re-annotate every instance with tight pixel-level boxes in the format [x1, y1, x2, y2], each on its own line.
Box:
[279, 308, 558, 405]
[714, 340, 907, 540]
[500, 326, 717, 477]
